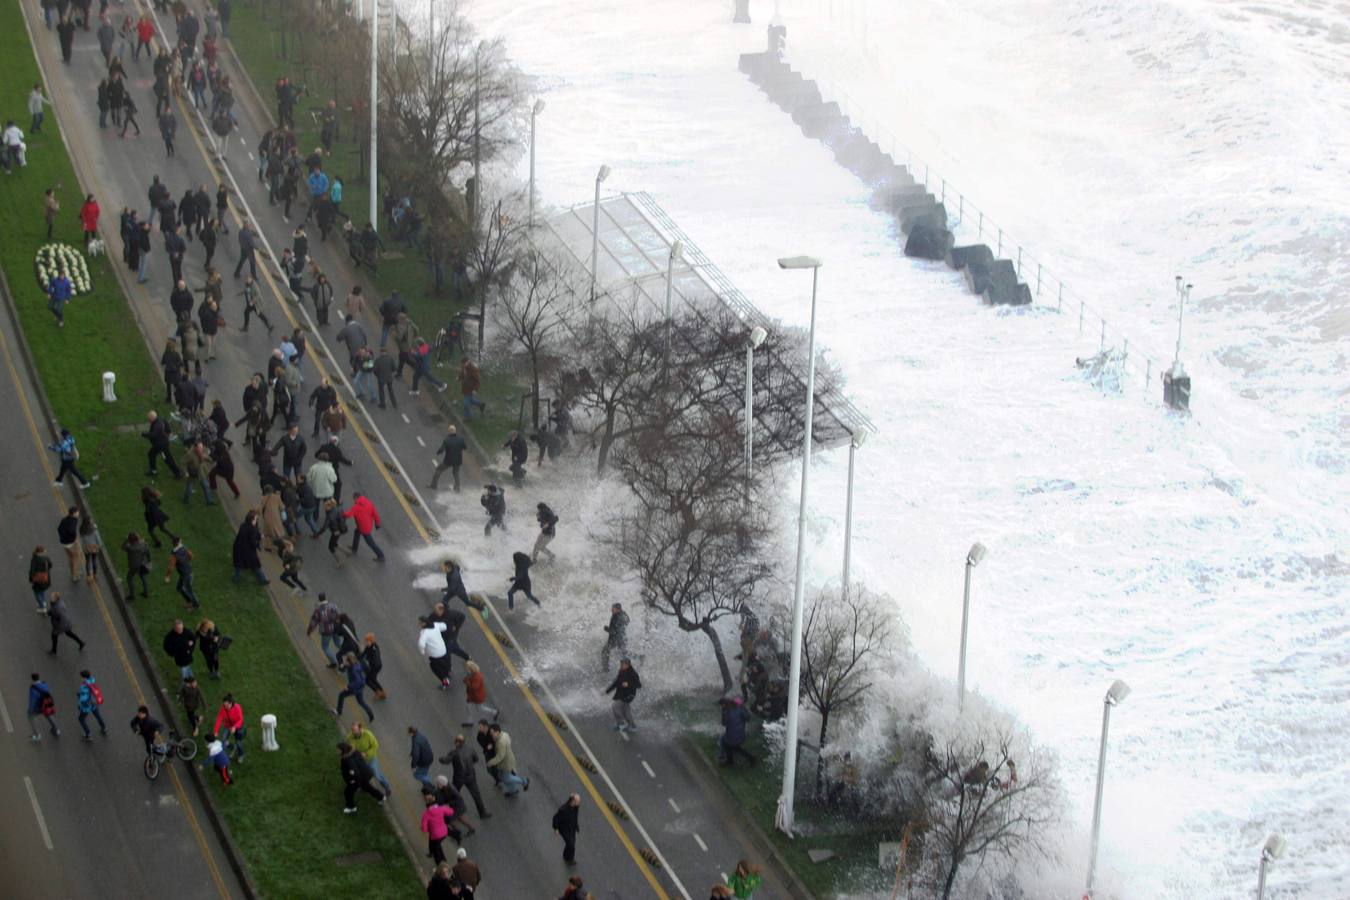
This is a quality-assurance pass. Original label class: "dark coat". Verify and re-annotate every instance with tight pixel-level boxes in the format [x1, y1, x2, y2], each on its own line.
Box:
[232, 520, 262, 569]
[163, 628, 196, 666]
[438, 434, 467, 467]
[409, 731, 434, 769]
[605, 666, 642, 704]
[449, 743, 479, 787]
[551, 801, 580, 838]
[722, 702, 750, 746]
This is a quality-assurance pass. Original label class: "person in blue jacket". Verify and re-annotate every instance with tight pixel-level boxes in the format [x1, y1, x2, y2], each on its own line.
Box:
[47, 428, 92, 488]
[47, 270, 72, 327]
[27, 673, 61, 741]
[76, 669, 108, 741]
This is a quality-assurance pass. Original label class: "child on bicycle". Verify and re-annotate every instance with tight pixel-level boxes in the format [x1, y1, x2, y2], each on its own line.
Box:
[204, 732, 233, 785]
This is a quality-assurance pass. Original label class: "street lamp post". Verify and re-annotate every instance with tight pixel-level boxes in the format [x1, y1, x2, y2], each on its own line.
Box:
[744, 325, 768, 479]
[368, 0, 379, 230]
[590, 165, 611, 301]
[774, 254, 823, 839]
[1085, 679, 1131, 898]
[528, 100, 546, 228]
[841, 431, 867, 588]
[957, 542, 987, 711]
[1256, 833, 1287, 900]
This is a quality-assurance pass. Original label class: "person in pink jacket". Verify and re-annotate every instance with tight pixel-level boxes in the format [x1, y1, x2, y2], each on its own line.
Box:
[420, 793, 456, 864]
[341, 492, 386, 562]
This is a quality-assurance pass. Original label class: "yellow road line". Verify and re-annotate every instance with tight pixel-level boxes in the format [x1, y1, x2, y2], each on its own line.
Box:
[0, 305, 233, 900]
[165, 69, 672, 897]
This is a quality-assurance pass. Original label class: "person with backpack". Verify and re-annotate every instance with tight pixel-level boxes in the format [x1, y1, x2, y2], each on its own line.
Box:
[533, 503, 559, 563]
[27, 673, 60, 741]
[76, 670, 108, 741]
[507, 552, 540, 611]
[29, 546, 54, 612]
[306, 593, 342, 667]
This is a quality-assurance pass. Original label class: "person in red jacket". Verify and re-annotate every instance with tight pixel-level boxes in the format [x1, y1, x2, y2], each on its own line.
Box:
[79, 194, 100, 247]
[213, 693, 246, 763]
[342, 493, 386, 562]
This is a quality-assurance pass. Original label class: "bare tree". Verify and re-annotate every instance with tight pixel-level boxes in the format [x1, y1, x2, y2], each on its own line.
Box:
[614, 500, 772, 694]
[921, 726, 1063, 900]
[799, 584, 896, 795]
[460, 196, 529, 359]
[493, 249, 583, 429]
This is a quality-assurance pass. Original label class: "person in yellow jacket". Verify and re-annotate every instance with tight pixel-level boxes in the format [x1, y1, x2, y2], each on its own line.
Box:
[347, 721, 392, 795]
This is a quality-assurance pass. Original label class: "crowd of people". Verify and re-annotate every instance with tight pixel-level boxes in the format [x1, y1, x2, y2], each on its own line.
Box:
[16, 1, 774, 897]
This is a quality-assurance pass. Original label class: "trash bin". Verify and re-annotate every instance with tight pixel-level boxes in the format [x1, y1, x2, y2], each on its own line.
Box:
[102, 371, 117, 403]
[261, 714, 279, 751]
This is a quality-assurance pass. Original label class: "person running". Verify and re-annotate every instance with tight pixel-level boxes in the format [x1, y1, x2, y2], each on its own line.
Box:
[727, 860, 764, 899]
[178, 675, 206, 736]
[506, 552, 540, 610]
[164, 536, 201, 609]
[718, 697, 756, 767]
[333, 652, 375, 723]
[601, 602, 630, 673]
[231, 510, 268, 584]
[453, 848, 483, 891]
[361, 633, 387, 701]
[348, 721, 392, 794]
[140, 484, 176, 549]
[75, 670, 108, 742]
[421, 793, 457, 865]
[439, 734, 490, 820]
[163, 619, 196, 680]
[480, 484, 505, 536]
[533, 503, 559, 563]
[430, 425, 467, 492]
[339, 741, 387, 812]
[143, 411, 183, 478]
[319, 499, 347, 567]
[408, 725, 435, 789]
[27, 674, 60, 741]
[121, 532, 151, 599]
[604, 658, 642, 733]
[551, 794, 581, 865]
[47, 429, 92, 485]
[342, 493, 385, 561]
[418, 616, 452, 690]
[461, 661, 498, 726]
[486, 724, 529, 796]
[47, 593, 87, 654]
[279, 539, 307, 594]
[214, 694, 245, 763]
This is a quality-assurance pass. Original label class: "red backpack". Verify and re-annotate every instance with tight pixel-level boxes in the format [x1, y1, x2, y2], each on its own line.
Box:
[89, 683, 104, 706]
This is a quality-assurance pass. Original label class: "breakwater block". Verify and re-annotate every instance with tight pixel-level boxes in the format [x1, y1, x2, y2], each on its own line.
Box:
[762, 75, 823, 114]
[983, 271, 1033, 306]
[875, 162, 916, 190]
[965, 257, 1015, 295]
[947, 244, 994, 271]
[833, 133, 880, 172]
[875, 186, 932, 215]
[853, 144, 897, 184]
[898, 200, 948, 234]
[904, 222, 953, 260]
[792, 101, 847, 139]
[738, 52, 780, 79]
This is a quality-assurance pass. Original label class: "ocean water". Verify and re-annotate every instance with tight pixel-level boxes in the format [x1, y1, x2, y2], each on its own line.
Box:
[424, 0, 1350, 895]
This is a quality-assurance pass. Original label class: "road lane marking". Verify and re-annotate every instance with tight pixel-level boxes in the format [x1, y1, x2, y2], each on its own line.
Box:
[155, 26, 686, 899]
[668, 797, 680, 814]
[416, 435, 425, 447]
[642, 760, 656, 778]
[24, 777, 55, 850]
[401, 413, 410, 424]
[0, 686, 12, 733]
[694, 833, 708, 853]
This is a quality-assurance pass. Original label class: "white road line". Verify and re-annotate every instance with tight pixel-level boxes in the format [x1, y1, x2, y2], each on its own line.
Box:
[401, 413, 410, 424]
[416, 435, 425, 447]
[694, 834, 709, 853]
[0, 686, 12, 733]
[24, 777, 54, 850]
[667, 797, 681, 814]
[619, 729, 630, 742]
[641, 760, 656, 779]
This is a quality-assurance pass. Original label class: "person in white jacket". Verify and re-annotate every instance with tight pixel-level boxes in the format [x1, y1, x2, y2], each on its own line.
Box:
[418, 616, 451, 690]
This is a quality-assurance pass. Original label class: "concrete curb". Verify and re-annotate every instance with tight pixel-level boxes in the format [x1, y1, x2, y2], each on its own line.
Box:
[0, 261, 258, 900]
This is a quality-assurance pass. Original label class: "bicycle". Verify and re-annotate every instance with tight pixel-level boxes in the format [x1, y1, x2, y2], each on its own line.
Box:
[144, 730, 198, 781]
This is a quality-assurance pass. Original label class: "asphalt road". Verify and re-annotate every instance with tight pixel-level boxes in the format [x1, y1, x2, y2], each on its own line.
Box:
[18, 1, 793, 896]
[0, 274, 245, 899]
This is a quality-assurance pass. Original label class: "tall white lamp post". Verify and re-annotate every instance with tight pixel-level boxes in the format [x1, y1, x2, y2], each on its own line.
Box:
[1085, 679, 1131, 898]
[528, 100, 545, 228]
[1256, 833, 1287, 900]
[956, 542, 986, 711]
[590, 165, 611, 300]
[841, 431, 866, 587]
[368, 0, 379, 230]
[744, 325, 768, 478]
[774, 255, 823, 838]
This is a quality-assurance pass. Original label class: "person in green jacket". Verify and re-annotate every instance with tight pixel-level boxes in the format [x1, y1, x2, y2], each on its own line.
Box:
[727, 859, 763, 899]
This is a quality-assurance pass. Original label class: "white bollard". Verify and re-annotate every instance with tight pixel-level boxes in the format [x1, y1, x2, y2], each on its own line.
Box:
[101, 371, 117, 403]
[260, 714, 279, 751]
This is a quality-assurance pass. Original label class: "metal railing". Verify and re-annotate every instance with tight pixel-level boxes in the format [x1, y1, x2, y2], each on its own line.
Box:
[771, 53, 1173, 398]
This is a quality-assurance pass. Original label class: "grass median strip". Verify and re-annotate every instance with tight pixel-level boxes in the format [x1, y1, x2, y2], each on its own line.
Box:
[0, 4, 420, 895]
